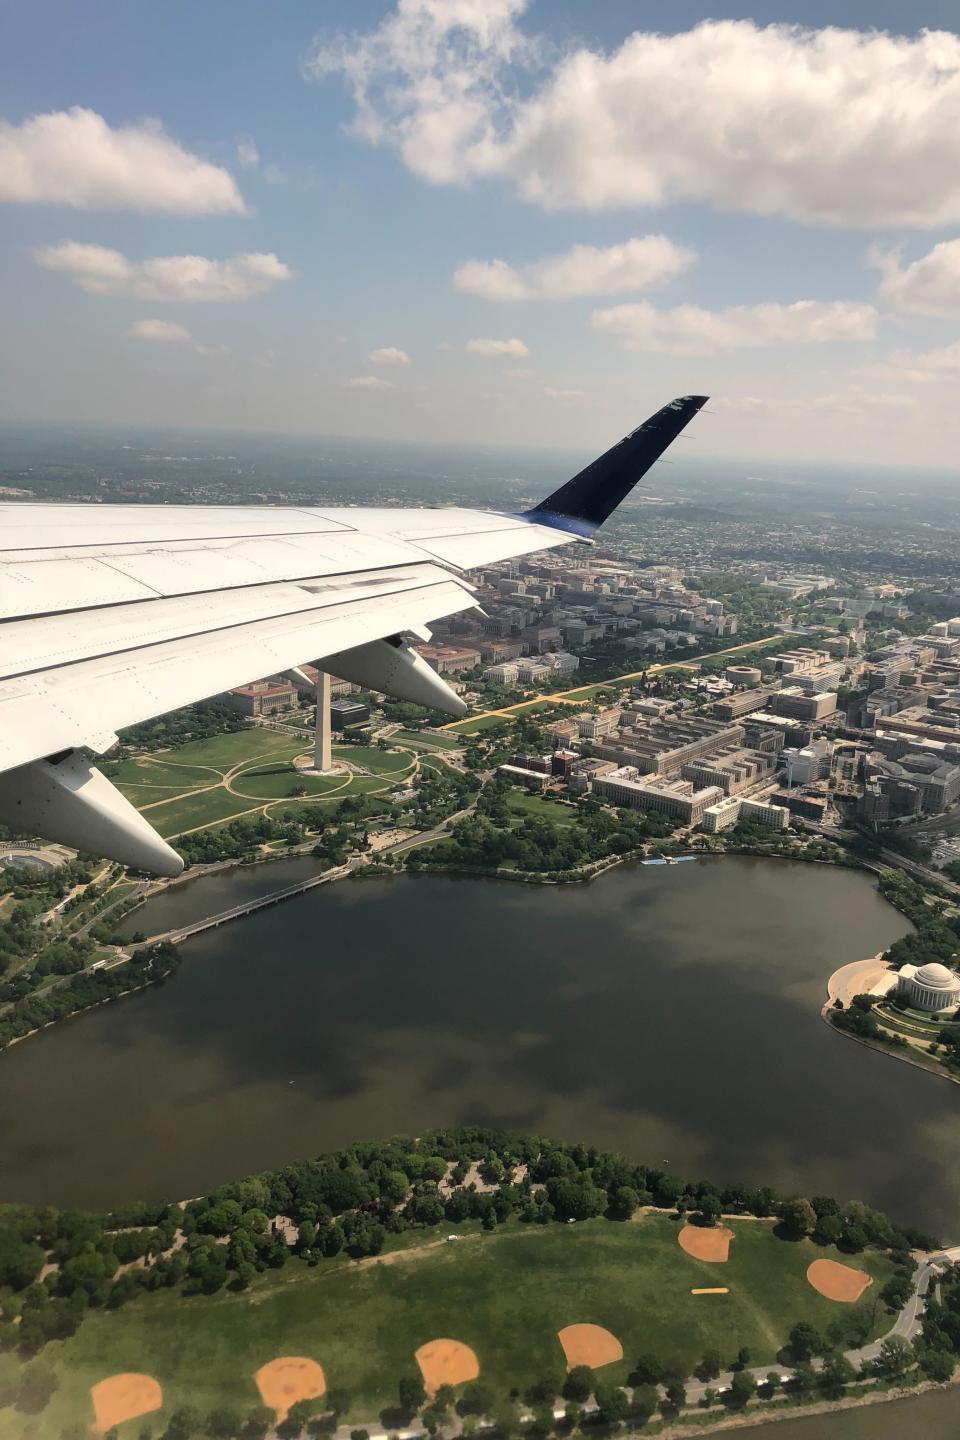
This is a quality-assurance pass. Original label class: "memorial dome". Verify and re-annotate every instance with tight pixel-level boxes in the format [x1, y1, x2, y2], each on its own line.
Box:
[915, 962, 958, 989]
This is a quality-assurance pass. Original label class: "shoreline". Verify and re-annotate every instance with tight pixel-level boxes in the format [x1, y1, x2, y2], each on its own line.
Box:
[656, 1375, 960, 1439]
[3, 846, 890, 1057]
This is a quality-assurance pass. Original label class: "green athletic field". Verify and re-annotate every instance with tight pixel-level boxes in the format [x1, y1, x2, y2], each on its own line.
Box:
[20, 1215, 895, 1438]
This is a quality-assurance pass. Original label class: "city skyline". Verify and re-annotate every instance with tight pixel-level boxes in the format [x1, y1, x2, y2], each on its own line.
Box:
[5, 0, 960, 466]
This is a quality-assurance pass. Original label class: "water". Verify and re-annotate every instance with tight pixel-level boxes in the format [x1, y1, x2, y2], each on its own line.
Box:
[4, 856, 955, 1240]
[754, 1389, 960, 1438]
[113, 853, 323, 939]
[6, 856, 960, 1436]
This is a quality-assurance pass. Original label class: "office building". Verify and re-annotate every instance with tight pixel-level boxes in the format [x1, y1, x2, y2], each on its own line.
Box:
[223, 680, 297, 717]
[592, 768, 724, 824]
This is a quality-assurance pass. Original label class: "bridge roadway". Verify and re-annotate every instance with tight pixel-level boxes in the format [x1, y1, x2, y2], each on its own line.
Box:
[141, 807, 476, 946]
[146, 862, 356, 944]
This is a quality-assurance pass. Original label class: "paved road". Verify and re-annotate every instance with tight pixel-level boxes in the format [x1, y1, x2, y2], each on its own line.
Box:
[680, 1244, 960, 1407]
[141, 804, 479, 945]
[441, 633, 793, 730]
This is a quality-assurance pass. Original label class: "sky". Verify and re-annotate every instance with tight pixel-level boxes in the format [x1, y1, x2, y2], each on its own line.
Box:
[5, 0, 960, 467]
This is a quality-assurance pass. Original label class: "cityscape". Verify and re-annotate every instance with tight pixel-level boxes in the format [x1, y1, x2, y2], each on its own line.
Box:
[7, 0, 960, 1438]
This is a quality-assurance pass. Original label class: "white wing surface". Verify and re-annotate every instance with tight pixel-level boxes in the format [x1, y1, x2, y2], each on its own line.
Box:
[0, 396, 706, 872]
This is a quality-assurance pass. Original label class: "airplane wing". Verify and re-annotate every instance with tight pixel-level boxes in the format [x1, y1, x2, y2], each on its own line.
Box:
[0, 395, 706, 873]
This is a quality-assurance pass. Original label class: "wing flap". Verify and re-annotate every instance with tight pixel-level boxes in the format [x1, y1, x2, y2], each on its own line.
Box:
[0, 564, 463, 677]
[0, 575, 476, 771]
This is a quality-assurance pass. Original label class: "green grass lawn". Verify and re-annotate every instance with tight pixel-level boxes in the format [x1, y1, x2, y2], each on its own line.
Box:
[29, 1216, 895, 1438]
[335, 745, 414, 774]
[147, 789, 266, 839]
[445, 712, 520, 734]
[419, 754, 456, 776]
[115, 783, 201, 808]
[506, 792, 579, 828]
[111, 756, 223, 789]
[229, 766, 350, 800]
[152, 730, 303, 772]
[395, 729, 464, 751]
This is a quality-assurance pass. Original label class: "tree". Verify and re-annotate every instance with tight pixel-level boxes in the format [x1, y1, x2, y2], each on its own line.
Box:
[764, 1372, 781, 1395]
[791, 1362, 816, 1396]
[696, 1194, 723, 1225]
[629, 1386, 658, 1424]
[728, 1371, 755, 1409]
[206, 1408, 241, 1438]
[819, 1352, 856, 1398]
[918, 1348, 954, 1382]
[876, 1334, 912, 1379]
[652, 1175, 683, 1210]
[697, 1349, 721, 1381]
[492, 1398, 521, 1438]
[163, 1407, 202, 1440]
[662, 1380, 686, 1412]
[813, 1213, 844, 1246]
[17, 1361, 57, 1413]
[734, 1346, 751, 1370]
[788, 1321, 823, 1362]
[881, 1273, 914, 1310]
[562, 1366, 593, 1403]
[327, 1388, 351, 1419]
[594, 1381, 628, 1426]
[461, 1382, 493, 1416]
[629, 1354, 660, 1386]
[242, 1408, 274, 1439]
[526, 1378, 558, 1407]
[607, 1185, 638, 1220]
[398, 1374, 426, 1416]
[780, 1198, 817, 1237]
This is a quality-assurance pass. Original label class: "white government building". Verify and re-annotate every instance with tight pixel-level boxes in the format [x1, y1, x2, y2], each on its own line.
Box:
[896, 962, 960, 1013]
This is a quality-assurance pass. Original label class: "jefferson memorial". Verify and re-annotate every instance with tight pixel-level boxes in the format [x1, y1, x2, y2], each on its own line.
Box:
[896, 962, 960, 1014]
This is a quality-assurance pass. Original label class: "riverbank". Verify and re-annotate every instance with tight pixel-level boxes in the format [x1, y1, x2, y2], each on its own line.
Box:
[656, 1375, 960, 1439]
[1, 1126, 938, 1440]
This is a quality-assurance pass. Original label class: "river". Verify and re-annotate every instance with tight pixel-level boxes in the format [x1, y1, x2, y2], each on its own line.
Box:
[6, 856, 960, 1437]
[1, 856, 954, 1227]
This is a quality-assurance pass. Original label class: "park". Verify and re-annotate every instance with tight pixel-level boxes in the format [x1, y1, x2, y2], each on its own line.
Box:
[21, 1212, 896, 1436]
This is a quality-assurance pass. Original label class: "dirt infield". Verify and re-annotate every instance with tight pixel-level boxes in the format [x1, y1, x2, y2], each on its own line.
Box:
[806, 1258, 873, 1302]
[678, 1224, 734, 1262]
[557, 1323, 623, 1370]
[415, 1338, 480, 1396]
[254, 1356, 327, 1421]
[90, 1373, 162, 1434]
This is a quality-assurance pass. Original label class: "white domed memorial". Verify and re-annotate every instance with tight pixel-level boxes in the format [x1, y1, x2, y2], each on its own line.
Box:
[896, 962, 960, 1014]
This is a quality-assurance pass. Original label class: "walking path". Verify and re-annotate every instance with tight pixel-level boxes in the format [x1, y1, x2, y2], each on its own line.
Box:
[441, 634, 791, 730]
[826, 954, 892, 1007]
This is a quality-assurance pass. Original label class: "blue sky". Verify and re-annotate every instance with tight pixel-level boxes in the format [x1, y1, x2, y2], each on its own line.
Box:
[4, 0, 960, 466]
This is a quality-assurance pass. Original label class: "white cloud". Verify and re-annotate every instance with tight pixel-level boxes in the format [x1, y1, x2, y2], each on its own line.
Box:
[308, 0, 531, 186]
[905, 341, 960, 372]
[128, 319, 193, 344]
[127, 318, 228, 356]
[313, 6, 960, 227]
[454, 236, 694, 301]
[466, 336, 530, 356]
[591, 299, 877, 355]
[717, 389, 918, 420]
[236, 139, 260, 169]
[0, 106, 245, 213]
[34, 243, 292, 302]
[871, 240, 960, 316]
[347, 375, 395, 388]
[502, 366, 533, 379]
[369, 346, 411, 365]
[543, 387, 584, 400]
